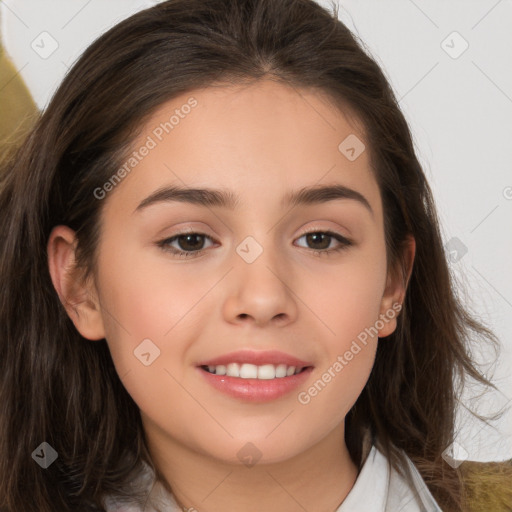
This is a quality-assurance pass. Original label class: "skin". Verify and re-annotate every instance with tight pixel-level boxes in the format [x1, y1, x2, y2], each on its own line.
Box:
[48, 78, 415, 512]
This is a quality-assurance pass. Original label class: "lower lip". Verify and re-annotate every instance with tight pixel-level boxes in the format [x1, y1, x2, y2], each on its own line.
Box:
[197, 366, 314, 402]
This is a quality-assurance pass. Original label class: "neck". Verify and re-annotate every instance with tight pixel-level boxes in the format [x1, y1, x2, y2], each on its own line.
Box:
[145, 422, 359, 512]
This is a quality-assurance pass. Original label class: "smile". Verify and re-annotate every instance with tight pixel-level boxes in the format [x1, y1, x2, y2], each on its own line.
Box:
[197, 364, 314, 402]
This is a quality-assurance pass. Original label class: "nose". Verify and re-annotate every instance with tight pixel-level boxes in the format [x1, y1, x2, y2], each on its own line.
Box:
[222, 242, 299, 328]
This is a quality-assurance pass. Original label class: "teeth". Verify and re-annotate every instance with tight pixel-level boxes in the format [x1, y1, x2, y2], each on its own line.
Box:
[204, 363, 304, 379]
[226, 363, 240, 377]
[240, 363, 258, 379]
[258, 364, 277, 380]
[215, 365, 226, 375]
[275, 364, 287, 378]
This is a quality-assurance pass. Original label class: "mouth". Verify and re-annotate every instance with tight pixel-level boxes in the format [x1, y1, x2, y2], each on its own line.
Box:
[195, 350, 314, 402]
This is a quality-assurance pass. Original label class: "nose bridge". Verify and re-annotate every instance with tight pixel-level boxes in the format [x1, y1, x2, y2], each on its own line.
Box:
[234, 231, 286, 291]
[230, 198, 281, 269]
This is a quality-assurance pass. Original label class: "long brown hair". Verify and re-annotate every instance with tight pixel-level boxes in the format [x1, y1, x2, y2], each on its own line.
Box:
[0, 0, 500, 510]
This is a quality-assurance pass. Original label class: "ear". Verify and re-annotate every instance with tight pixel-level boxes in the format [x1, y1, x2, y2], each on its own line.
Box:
[377, 235, 416, 338]
[47, 225, 106, 341]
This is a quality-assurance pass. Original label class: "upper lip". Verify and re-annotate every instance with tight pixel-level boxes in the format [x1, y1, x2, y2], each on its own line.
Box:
[196, 350, 313, 368]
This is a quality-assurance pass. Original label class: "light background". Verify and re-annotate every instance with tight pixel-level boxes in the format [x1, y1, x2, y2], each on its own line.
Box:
[1, 0, 511, 462]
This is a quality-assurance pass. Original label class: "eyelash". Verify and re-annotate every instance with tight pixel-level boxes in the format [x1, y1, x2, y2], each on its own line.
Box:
[156, 229, 353, 259]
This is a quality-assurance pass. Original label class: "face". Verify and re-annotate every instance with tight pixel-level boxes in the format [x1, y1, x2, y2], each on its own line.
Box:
[50, 79, 407, 467]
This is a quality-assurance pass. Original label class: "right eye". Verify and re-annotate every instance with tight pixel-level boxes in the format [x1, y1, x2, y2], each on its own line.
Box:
[157, 232, 216, 258]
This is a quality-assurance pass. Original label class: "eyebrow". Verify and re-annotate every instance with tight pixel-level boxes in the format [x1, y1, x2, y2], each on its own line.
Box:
[133, 183, 373, 217]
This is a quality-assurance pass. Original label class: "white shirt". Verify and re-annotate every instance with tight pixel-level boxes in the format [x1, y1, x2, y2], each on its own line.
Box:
[103, 444, 443, 512]
[337, 445, 443, 512]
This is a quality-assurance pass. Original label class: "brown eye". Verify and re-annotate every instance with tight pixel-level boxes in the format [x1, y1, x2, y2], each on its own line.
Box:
[295, 230, 353, 255]
[175, 233, 206, 251]
[157, 232, 216, 258]
[305, 232, 331, 250]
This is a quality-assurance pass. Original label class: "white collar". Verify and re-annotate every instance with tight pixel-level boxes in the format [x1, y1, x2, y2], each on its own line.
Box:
[337, 445, 443, 512]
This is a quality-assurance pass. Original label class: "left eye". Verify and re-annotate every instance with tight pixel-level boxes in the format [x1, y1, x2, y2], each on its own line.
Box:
[295, 231, 351, 252]
[157, 230, 352, 258]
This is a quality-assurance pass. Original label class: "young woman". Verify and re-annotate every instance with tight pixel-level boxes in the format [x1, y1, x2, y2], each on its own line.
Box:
[0, 0, 504, 510]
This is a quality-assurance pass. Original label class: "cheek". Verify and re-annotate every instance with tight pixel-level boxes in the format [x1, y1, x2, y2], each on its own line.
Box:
[294, 280, 381, 438]
[94, 253, 208, 434]
[297, 241, 386, 413]
[304, 239, 387, 344]
[96, 236, 212, 342]
[93, 239, 209, 386]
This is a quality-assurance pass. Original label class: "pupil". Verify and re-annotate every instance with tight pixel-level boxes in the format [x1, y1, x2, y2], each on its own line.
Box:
[179, 234, 203, 251]
[307, 233, 329, 249]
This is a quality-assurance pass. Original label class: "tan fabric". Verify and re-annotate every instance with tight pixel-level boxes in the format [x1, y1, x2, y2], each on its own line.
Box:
[459, 459, 512, 512]
[0, 27, 38, 157]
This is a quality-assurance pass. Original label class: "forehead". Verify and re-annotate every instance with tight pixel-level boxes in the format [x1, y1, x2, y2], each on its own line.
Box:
[104, 79, 381, 219]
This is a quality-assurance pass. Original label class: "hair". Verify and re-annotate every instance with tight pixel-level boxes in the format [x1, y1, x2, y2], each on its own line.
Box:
[0, 0, 502, 510]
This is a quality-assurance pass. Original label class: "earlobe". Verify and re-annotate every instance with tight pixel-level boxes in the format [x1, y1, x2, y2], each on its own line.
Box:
[378, 235, 416, 338]
[47, 225, 106, 341]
